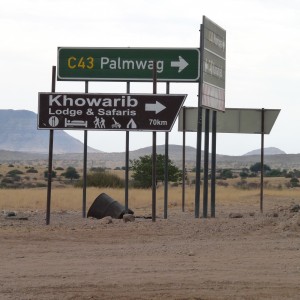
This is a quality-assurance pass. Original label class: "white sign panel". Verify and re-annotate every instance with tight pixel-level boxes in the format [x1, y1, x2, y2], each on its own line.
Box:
[178, 107, 280, 134]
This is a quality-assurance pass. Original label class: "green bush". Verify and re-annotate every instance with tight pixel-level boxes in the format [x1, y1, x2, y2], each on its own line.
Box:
[75, 171, 124, 188]
[290, 177, 300, 188]
[26, 168, 38, 173]
[1, 177, 14, 184]
[61, 167, 80, 181]
[7, 169, 24, 176]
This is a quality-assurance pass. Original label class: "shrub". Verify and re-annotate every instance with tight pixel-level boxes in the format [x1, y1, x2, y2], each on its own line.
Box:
[219, 169, 233, 179]
[290, 177, 299, 188]
[265, 169, 283, 177]
[36, 182, 47, 188]
[75, 171, 124, 188]
[7, 169, 24, 176]
[90, 167, 106, 173]
[217, 180, 229, 187]
[61, 167, 80, 181]
[234, 180, 260, 190]
[239, 171, 248, 179]
[1, 177, 14, 184]
[26, 168, 38, 173]
[55, 167, 64, 171]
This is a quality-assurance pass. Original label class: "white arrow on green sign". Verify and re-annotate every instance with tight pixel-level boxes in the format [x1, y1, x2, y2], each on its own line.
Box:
[57, 47, 200, 82]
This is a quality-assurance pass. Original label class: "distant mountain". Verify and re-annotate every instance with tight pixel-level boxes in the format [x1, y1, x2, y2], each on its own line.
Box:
[0, 144, 300, 170]
[0, 109, 100, 154]
[243, 147, 286, 156]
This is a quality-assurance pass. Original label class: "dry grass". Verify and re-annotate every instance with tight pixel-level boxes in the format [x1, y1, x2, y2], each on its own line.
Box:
[1, 162, 299, 213]
[1, 182, 300, 214]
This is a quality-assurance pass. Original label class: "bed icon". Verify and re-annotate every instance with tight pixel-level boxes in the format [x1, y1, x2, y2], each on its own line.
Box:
[65, 118, 88, 128]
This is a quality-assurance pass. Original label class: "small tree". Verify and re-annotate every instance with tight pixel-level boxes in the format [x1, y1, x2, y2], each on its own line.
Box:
[61, 166, 80, 181]
[265, 169, 282, 177]
[220, 168, 233, 179]
[239, 171, 248, 179]
[250, 162, 271, 174]
[290, 177, 299, 188]
[130, 154, 181, 188]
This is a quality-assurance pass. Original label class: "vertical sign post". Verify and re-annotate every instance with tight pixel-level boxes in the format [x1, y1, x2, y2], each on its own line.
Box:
[125, 81, 130, 213]
[211, 110, 217, 217]
[260, 108, 265, 213]
[152, 62, 157, 222]
[195, 23, 205, 218]
[164, 82, 170, 219]
[203, 109, 210, 218]
[46, 66, 56, 225]
[182, 106, 186, 212]
[200, 16, 226, 218]
[82, 81, 88, 218]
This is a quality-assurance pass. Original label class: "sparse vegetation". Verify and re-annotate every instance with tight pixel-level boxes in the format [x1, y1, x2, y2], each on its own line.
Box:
[130, 154, 181, 188]
[61, 166, 80, 181]
[7, 169, 24, 176]
[290, 177, 300, 188]
[26, 167, 38, 173]
[55, 167, 64, 171]
[0, 163, 299, 192]
[75, 171, 124, 188]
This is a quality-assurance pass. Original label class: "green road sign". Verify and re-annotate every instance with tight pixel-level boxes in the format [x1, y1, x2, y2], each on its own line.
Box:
[57, 47, 200, 82]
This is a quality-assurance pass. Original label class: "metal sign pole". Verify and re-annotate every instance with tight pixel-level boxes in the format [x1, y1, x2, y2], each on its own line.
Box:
[46, 66, 56, 225]
[164, 82, 170, 219]
[125, 81, 130, 212]
[203, 108, 210, 218]
[195, 23, 204, 218]
[260, 108, 265, 213]
[82, 81, 88, 218]
[211, 110, 217, 217]
[152, 62, 157, 222]
[182, 106, 186, 212]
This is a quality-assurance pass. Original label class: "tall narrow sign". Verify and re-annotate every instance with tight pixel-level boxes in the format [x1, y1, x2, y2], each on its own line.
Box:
[202, 16, 226, 111]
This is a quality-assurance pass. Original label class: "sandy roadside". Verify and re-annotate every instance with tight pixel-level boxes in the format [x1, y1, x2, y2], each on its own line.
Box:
[1, 202, 300, 300]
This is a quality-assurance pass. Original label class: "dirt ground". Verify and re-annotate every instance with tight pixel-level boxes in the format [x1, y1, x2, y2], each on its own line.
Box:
[1, 198, 300, 300]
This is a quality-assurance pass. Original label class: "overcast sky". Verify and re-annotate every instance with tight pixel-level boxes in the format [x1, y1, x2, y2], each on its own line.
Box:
[1, 0, 299, 155]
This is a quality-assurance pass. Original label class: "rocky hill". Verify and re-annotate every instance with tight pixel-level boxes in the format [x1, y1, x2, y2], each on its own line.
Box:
[243, 147, 286, 156]
[1, 109, 299, 170]
[1, 145, 300, 171]
[0, 110, 99, 154]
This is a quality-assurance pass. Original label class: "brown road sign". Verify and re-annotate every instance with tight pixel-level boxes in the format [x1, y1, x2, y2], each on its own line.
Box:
[38, 93, 186, 131]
